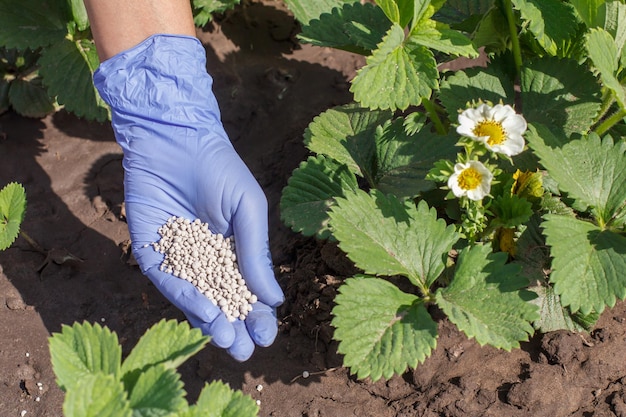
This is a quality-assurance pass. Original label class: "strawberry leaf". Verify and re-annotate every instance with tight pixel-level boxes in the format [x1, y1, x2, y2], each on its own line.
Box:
[351, 24, 438, 110]
[0, 182, 26, 251]
[329, 191, 458, 288]
[280, 155, 358, 239]
[544, 214, 626, 315]
[49, 322, 122, 392]
[63, 374, 131, 417]
[436, 245, 538, 350]
[332, 276, 437, 381]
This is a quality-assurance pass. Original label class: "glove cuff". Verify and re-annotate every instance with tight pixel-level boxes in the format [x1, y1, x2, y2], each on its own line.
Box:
[93, 34, 222, 133]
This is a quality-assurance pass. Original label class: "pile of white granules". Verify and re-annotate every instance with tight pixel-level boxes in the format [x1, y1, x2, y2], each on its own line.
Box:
[151, 216, 257, 322]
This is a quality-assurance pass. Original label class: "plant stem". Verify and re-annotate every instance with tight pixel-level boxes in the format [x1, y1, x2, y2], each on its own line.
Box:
[594, 107, 626, 136]
[20, 230, 46, 255]
[593, 90, 615, 126]
[502, 0, 522, 79]
[422, 98, 446, 134]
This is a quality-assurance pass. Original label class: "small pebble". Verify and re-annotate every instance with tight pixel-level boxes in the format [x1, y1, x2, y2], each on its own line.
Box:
[302, 371, 310, 379]
[256, 384, 263, 392]
[256, 400, 261, 406]
[21, 411, 27, 417]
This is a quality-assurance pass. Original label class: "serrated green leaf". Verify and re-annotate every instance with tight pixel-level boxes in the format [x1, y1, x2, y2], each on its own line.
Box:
[283, 0, 359, 25]
[351, 24, 438, 110]
[514, 213, 549, 280]
[471, 6, 509, 52]
[439, 65, 515, 117]
[298, 2, 392, 54]
[544, 214, 626, 315]
[127, 365, 186, 417]
[8, 78, 55, 118]
[49, 322, 121, 392]
[374, 118, 458, 198]
[511, 0, 579, 55]
[410, 21, 479, 57]
[304, 104, 392, 178]
[63, 374, 132, 417]
[490, 194, 533, 228]
[180, 381, 258, 417]
[332, 277, 437, 381]
[436, 246, 538, 350]
[377, 0, 429, 28]
[121, 319, 208, 376]
[604, 1, 626, 59]
[38, 38, 109, 122]
[520, 57, 602, 136]
[585, 27, 626, 109]
[434, 0, 494, 26]
[280, 155, 358, 239]
[528, 285, 595, 333]
[570, 0, 605, 28]
[529, 134, 626, 226]
[329, 191, 458, 288]
[0, 182, 26, 251]
[0, 0, 68, 49]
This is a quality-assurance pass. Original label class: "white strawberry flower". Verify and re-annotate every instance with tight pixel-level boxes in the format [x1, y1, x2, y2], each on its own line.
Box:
[457, 103, 527, 156]
[448, 160, 493, 201]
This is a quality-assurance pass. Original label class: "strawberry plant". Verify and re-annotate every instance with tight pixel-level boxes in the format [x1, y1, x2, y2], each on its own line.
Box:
[281, 0, 626, 381]
[0, 0, 240, 121]
[0, 182, 26, 251]
[49, 319, 259, 417]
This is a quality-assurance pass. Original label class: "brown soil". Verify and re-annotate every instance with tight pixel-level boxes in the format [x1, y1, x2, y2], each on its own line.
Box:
[1, 1, 625, 416]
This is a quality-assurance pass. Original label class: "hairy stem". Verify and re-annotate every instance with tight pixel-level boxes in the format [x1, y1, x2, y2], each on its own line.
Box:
[423, 98, 446, 135]
[594, 107, 626, 136]
[502, 0, 522, 79]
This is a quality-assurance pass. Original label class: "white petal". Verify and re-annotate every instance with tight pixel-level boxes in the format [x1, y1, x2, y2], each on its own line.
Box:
[491, 135, 525, 156]
[501, 114, 527, 134]
[491, 104, 515, 122]
[476, 103, 492, 118]
[448, 171, 466, 198]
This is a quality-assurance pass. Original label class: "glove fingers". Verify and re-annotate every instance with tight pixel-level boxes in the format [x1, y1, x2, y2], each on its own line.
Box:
[245, 302, 279, 347]
[232, 191, 284, 308]
[189, 314, 235, 349]
[227, 320, 255, 362]
[145, 267, 236, 348]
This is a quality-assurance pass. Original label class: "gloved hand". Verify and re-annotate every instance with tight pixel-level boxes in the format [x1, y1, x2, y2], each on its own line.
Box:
[93, 34, 284, 361]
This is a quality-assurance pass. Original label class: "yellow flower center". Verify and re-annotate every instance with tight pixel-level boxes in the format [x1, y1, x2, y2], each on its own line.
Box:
[473, 120, 506, 145]
[458, 167, 483, 190]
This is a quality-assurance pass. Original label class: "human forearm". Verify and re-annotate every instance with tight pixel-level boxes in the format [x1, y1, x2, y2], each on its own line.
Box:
[83, 0, 196, 61]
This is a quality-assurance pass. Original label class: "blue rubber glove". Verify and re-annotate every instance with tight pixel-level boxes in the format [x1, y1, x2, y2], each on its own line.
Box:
[93, 34, 284, 361]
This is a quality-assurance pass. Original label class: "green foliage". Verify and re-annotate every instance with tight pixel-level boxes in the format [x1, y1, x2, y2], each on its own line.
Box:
[192, 0, 241, 27]
[332, 277, 437, 381]
[49, 320, 258, 417]
[0, 182, 27, 251]
[277, 0, 626, 381]
[298, 2, 391, 55]
[0, 0, 107, 120]
[436, 245, 538, 350]
[282, 0, 359, 25]
[330, 192, 458, 290]
[511, 0, 579, 55]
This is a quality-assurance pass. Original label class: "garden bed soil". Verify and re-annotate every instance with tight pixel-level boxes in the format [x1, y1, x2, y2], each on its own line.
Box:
[1, 1, 625, 416]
